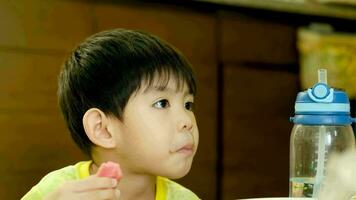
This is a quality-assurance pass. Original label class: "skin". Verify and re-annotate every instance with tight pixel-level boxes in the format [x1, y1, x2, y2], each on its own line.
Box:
[45, 77, 199, 200]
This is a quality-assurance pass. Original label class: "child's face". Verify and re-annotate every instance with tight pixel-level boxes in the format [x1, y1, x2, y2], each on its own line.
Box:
[110, 77, 199, 179]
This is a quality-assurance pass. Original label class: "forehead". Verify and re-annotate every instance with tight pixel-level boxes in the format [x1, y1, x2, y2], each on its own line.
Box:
[139, 74, 191, 95]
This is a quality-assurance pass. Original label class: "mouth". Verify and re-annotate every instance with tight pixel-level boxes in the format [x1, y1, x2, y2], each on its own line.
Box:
[176, 143, 194, 155]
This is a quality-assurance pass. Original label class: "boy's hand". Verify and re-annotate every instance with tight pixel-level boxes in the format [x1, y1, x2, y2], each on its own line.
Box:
[43, 175, 120, 200]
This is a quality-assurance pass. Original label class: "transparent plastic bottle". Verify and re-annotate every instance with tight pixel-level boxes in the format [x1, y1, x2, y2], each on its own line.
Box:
[289, 69, 356, 198]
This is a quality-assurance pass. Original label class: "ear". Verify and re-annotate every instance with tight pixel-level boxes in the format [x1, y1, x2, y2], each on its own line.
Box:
[83, 108, 116, 149]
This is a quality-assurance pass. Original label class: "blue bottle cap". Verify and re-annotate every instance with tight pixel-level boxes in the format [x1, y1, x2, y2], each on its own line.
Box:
[290, 69, 355, 125]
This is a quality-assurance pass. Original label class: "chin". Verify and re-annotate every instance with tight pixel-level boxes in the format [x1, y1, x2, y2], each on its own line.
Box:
[166, 162, 193, 179]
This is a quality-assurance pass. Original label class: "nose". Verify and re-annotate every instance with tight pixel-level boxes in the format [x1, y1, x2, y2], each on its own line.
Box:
[176, 110, 193, 132]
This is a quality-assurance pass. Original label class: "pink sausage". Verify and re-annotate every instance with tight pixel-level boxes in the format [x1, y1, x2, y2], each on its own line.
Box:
[97, 161, 123, 181]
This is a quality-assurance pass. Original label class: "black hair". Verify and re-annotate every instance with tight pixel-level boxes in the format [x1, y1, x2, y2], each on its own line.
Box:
[58, 29, 196, 156]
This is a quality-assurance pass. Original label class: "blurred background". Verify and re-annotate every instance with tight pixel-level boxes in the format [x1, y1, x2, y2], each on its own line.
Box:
[0, 0, 355, 199]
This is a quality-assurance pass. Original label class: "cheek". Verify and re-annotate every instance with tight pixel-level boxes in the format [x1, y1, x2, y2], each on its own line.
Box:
[124, 113, 172, 153]
[191, 115, 199, 139]
[194, 127, 199, 143]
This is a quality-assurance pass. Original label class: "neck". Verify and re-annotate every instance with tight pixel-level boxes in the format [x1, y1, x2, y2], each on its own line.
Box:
[90, 159, 156, 200]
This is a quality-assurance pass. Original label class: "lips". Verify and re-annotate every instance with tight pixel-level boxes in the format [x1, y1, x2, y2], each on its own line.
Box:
[177, 143, 194, 154]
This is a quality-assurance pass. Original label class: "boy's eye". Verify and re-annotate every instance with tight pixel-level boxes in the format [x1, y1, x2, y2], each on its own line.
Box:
[185, 102, 195, 111]
[153, 99, 170, 109]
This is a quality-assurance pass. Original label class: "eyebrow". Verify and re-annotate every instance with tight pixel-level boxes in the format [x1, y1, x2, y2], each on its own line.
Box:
[145, 85, 192, 96]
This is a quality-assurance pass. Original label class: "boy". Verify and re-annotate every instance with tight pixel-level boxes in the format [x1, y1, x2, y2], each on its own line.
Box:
[22, 29, 200, 200]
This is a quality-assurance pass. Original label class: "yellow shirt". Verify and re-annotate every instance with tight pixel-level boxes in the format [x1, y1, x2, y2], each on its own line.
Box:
[21, 161, 199, 200]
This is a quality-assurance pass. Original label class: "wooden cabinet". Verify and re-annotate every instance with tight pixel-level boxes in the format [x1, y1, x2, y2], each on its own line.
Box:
[222, 65, 298, 199]
[218, 12, 299, 199]
[220, 12, 296, 64]
[0, 0, 93, 51]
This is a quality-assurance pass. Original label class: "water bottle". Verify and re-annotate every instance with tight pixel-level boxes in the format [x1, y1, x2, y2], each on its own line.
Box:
[289, 69, 356, 198]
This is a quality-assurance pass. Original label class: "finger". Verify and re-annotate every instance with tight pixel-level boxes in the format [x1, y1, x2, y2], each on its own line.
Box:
[77, 188, 120, 200]
[69, 176, 117, 192]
